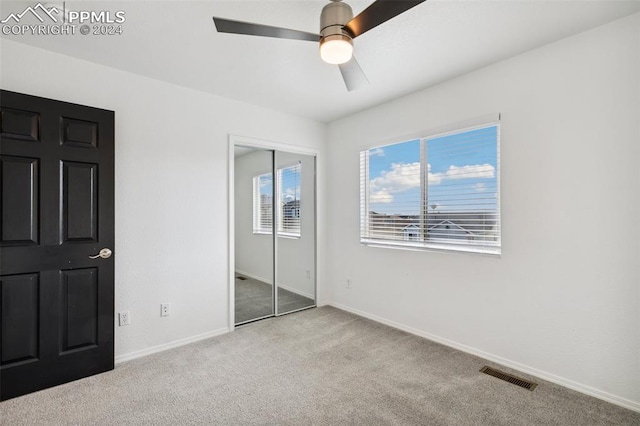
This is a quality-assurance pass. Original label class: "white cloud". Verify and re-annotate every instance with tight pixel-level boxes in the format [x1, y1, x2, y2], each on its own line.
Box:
[445, 164, 495, 179]
[370, 162, 420, 203]
[427, 163, 443, 185]
[471, 183, 487, 192]
[283, 187, 299, 202]
[370, 189, 393, 204]
[369, 162, 495, 204]
[284, 187, 299, 196]
[369, 147, 385, 157]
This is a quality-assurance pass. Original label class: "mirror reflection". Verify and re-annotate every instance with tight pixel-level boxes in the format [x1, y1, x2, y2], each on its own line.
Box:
[234, 146, 316, 325]
[234, 146, 274, 324]
[275, 152, 316, 315]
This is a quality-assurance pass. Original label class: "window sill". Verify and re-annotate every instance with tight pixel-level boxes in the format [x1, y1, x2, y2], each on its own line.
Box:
[278, 232, 301, 240]
[253, 231, 301, 240]
[360, 238, 501, 257]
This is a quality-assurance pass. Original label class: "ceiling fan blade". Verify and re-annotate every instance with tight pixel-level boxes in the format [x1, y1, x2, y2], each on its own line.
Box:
[344, 0, 426, 38]
[339, 56, 369, 92]
[212, 17, 320, 42]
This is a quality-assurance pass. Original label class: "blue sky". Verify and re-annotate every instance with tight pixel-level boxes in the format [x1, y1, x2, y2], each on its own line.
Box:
[280, 166, 300, 203]
[258, 166, 300, 203]
[368, 126, 498, 215]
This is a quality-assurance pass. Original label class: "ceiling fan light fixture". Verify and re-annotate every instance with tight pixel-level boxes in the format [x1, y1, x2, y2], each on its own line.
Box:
[320, 34, 353, 65]
[212, 0, 427, 90]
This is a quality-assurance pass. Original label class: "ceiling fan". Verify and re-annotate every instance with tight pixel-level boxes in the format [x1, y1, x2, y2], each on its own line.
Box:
[212, 0, 426, 91]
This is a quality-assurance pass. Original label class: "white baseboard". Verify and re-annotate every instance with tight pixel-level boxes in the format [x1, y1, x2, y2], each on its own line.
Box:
[277, 283, 314, 299]
[235, 269, 314, 299]
[115, 327, 229, 364]
[325, 301, 640, 413]
[235, 270, 272, 285]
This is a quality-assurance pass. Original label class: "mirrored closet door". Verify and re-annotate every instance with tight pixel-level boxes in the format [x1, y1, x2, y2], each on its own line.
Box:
[274, 151, 316, 315]
[234, 145, 316, 325]
[234, 147, 275, 324]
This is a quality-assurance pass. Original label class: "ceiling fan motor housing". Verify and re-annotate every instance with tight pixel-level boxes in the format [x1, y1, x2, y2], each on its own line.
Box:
[320, 0, 354, 47]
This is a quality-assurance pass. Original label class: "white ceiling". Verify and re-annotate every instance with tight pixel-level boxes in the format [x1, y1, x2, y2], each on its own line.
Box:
[2, 0, 639, 123]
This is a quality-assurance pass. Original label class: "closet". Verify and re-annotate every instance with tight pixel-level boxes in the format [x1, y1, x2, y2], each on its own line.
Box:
[233, 146, 316, 325]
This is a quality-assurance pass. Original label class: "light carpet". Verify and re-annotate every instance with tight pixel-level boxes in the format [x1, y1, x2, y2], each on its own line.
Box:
[235, 275, 314, 324]
[1, 307, 638, 425]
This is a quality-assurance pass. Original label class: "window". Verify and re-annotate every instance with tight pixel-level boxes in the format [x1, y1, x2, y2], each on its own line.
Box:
[253, 163, 301, 237]
[278, 163, 301, 236]
[253, 172, 273, 234]
[360, 123, 500, 254]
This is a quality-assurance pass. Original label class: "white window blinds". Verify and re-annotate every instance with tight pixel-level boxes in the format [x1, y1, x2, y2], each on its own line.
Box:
[253, 163, 301, 237]
[253, 172, 273, 234]
[277, 163, 301, 236]
[360, 123, 500, 254]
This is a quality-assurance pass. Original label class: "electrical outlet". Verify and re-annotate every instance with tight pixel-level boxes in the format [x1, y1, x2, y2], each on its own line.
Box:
[118, 311, 130, 326]
[346, 278, 352, 289]
[306, 270, 311, 279]
[161, 303, 170, 317]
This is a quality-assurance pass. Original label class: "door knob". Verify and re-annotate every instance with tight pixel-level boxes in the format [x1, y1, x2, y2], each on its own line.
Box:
[89, 248, 112, 259]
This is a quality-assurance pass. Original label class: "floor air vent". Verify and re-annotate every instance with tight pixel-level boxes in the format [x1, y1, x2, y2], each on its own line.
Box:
[480, 366, 538, 391]
[236, 276, 247, 280]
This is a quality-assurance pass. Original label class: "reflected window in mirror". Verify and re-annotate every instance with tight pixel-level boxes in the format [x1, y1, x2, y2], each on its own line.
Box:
[252, 162, 301, 237]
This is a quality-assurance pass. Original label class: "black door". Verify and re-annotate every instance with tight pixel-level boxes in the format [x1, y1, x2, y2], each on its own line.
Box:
[0, 90, 114, 400]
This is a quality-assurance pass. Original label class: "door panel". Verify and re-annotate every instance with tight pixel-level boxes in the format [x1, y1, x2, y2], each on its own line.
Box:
[0, 108, 39, 142]
[1, 156, 39, 244]
[1, 273, 39, 366]
[233, 147, 275, 325]
[62, 161, 98, 242]
[61, 118, 98, 148]
[0, 90, 114, 400]
[60, 268, 98, 353]
[275, 152, 316, 316]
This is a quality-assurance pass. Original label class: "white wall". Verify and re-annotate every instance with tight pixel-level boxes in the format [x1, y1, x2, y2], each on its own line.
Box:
[234, 149, 316, 299]
[0, 39, 327, 360]
[326, 13, 640, 409]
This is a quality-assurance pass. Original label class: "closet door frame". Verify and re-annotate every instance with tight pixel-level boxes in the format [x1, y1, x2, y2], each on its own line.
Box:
[228, 135, 318, 331]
